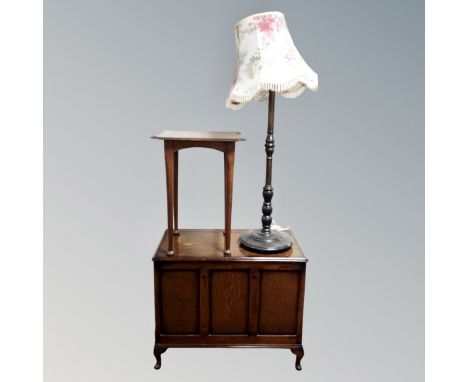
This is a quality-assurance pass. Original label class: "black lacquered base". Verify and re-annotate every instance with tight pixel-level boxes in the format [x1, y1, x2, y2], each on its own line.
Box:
[238, 229, 293, 254]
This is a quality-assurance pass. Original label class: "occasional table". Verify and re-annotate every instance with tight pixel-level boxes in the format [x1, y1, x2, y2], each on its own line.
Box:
[152, 131, 245, 256]
[152, 229, 307, 370]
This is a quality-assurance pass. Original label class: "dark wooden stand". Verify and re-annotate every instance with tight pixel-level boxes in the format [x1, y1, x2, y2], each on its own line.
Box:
[152, 131, 245, 256]
[153, 229, 307, 370]
[239, 91, 293, 254]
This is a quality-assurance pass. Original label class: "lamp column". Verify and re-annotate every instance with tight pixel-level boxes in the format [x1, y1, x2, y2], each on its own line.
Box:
[262, 91, 275, 234]
[239, 91, 292, 253]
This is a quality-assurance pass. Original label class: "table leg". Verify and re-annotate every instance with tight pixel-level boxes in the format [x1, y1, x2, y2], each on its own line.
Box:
[223, 149, 227, 237]
[173, 150, 179, 236]
[224, 143, 235, 256]
[164, 142, 175, 256]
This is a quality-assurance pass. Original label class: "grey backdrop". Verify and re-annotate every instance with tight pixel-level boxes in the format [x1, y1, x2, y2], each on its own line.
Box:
[44, 1, 424, 381]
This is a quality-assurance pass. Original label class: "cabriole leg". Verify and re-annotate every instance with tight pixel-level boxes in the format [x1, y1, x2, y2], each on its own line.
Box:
[154, 346, 167, 370]
[291, 346, 304, 371]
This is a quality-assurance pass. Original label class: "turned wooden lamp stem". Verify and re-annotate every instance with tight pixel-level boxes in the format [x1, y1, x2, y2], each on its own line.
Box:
[238, 90, 292, 253]
[261, 90, 275, 234]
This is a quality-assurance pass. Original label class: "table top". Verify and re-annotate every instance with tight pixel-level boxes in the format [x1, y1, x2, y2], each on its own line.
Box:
[151, 130, 246, 142]
[153, 229, 307, 262]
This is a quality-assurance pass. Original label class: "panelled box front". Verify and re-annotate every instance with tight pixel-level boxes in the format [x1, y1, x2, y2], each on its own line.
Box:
[154, 261, 306, 346]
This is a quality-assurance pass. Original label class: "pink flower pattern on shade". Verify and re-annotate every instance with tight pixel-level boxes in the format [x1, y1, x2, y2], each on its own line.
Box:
[227, 12, 318, 109]
[254, 14, 279, 37]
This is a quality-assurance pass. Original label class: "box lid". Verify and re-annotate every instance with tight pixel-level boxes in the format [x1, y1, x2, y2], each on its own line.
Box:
[153, 229, 307, 262]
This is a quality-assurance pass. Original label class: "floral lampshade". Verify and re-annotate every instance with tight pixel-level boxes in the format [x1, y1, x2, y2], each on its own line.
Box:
[226, 11, 318, 110]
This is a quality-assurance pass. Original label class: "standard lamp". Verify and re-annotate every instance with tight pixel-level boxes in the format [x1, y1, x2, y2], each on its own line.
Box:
[226, 11, 318, 253]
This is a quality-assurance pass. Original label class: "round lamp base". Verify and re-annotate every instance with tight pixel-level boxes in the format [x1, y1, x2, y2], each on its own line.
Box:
[238, 229, 292, 254]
